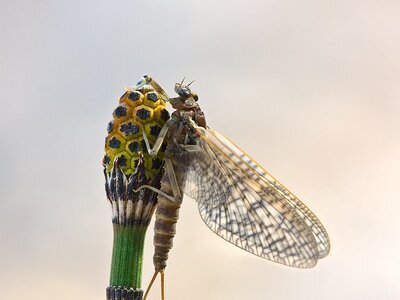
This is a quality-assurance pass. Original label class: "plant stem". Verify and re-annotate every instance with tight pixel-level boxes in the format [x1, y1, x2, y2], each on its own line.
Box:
[110, 224, 147, 288]
[104, 157, 163, 300]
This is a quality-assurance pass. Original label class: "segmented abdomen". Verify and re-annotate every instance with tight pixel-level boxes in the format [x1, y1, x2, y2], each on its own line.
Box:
[153, 179, 182, 271]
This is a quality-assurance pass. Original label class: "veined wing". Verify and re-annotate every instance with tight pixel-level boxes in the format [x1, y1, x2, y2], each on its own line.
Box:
[172, 144, 233, 207]
[179, 126, 330, 268]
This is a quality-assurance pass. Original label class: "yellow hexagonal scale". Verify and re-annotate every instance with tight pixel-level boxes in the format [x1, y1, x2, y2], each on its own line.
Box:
[121, 90, 144, 108]
[154, 106, 170, 125]
[144, 121, 163, 143]
[112, 104, 132, 122]
[144, 91, 161, 108]
[106, 134, 127, 155]
[104, 84, 170, 177]
[134, 105, 154, 123]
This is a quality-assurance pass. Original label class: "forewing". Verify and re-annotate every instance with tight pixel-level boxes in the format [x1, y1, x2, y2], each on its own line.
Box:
[171, 145, 232, 207]
[205, 129, 331, 259]
[186, 127, 330, 268]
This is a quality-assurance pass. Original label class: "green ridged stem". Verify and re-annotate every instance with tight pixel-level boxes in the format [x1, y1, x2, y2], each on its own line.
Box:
[110, 224, 147, 289]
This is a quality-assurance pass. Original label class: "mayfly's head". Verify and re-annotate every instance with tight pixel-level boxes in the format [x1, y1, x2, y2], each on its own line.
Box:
[174, 77, 198, 101]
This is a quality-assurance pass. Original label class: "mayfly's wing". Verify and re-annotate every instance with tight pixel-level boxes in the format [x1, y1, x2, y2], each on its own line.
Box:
[179, 126, 330, 268]
[172, 144, 233, 207]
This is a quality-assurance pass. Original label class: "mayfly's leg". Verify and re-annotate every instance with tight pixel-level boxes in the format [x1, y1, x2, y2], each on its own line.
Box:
[132, 74, 170, 101]
[183, 144, 202, 152]
[142, 122, 169, 157]
[145, 76, 170, 102]
[186, 116, 207, 135]
[132, 185, 175, 202]
[131, 156, 182, 202]
[164, 158, 182, 201]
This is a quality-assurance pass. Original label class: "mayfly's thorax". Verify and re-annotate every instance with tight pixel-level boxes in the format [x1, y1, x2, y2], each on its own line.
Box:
[165, 109, 205, 154]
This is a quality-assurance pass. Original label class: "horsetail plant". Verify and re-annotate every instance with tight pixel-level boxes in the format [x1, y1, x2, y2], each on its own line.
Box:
[103, 76, 170, 300]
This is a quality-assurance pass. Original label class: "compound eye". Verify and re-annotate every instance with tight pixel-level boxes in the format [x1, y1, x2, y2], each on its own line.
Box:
[178, 87, 191, 97]
[174, 83, 181, 93]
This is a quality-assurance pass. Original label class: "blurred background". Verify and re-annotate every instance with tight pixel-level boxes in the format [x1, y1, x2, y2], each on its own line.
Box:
[1, 0, 399, 299]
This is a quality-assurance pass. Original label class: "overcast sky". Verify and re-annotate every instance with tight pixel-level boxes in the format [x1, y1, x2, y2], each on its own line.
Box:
[1, 1, 399, 299]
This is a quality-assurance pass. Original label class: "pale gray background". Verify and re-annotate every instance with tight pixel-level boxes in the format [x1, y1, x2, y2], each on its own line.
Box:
[1, 1, 399, 299]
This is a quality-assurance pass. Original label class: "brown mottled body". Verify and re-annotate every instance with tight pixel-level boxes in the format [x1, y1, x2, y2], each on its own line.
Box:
[152, 85, 206, 272]
[153, 182, 182, 271]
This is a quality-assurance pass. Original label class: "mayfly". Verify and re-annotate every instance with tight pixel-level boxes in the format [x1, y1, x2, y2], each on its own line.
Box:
[132, 76, 330, 300]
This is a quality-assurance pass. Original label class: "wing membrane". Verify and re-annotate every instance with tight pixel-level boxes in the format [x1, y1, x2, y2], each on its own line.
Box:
[204, 129, 330, 259]
[177, 127, 330, 268]
[171, 145, 232, 207]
